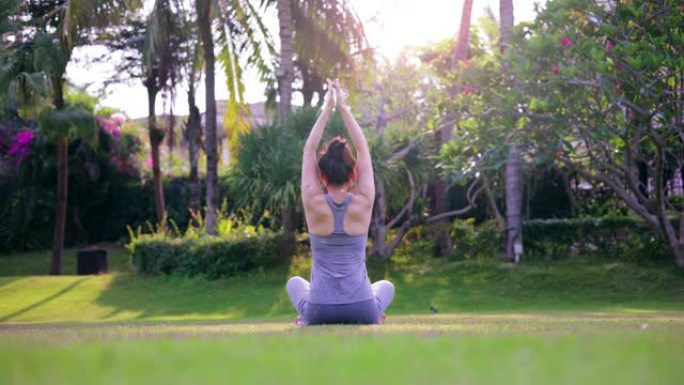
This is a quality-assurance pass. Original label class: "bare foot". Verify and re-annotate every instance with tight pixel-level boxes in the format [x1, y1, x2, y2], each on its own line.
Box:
[294, 315, 307, 326]
[378, 313, 386, 325]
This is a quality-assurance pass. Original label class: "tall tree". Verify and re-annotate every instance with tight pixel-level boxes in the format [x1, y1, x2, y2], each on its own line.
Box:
[505, 0, 684, 267]
[432, 0, 475, 255]
[277, 0, 294, 122]
[144, 0, 185, 224]
[3, 0, 139, 274]
[500, 0, 523, 262]
[103, 1, 185, 224]
[195, 0, 273, 235]
[196, 0, 218, 234]
[181, 11, 203, 215]
[276, 0, 297, 244]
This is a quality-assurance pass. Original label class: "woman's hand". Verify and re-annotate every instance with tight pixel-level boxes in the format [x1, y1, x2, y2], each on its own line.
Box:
[333, 79, 350, 111]
[323, 79, 336, 111]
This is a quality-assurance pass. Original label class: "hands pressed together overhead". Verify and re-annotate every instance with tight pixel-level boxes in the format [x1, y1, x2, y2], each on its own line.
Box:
[323, 79, 349, 112]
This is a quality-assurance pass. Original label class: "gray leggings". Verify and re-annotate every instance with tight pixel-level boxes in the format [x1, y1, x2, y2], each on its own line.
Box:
[286, 277, 395, 325]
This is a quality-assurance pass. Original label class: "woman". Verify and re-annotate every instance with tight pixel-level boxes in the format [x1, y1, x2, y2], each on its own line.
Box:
[286, 79, 395, 325]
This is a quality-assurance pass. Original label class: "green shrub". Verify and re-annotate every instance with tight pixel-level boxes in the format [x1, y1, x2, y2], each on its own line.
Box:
[128, 232, 287, 279]
[448, 219, 502, 260]
[127, 213, 288, 279]
[523, 217, 671, 262]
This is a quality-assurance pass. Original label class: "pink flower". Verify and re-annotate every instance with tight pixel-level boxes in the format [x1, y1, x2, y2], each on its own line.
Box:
[145, 156, 153, 169]
[560, 37, 573, 47]
[112, 115, 124, 125]
[8, 130, 33, 159]
[615, 80, 623, 89]
[605, 40, 614, 52]
[111, 128, 122, 138]
[550, 65, 560, 74]
[680, 5, 684, 12]
[464, 59, 473, 69]
[16, 131, 33, 143]
[615, 63, 624, 72]
[462, 87, 475, 94]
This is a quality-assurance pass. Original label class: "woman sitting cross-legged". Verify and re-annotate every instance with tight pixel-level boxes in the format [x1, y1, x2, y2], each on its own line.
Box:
[286, 79, 395, 325]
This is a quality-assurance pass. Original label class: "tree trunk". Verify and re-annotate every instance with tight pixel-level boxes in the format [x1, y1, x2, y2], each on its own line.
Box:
[278, 0, 296, 243]
[504, 145, 523, 261]
[147, 83, 166, 224]
[198, 0, 218, 235]
[186, 88, 202, 214]
[500, 0, 523, 262]
[50, 136, 68, 275]
[277, 0, 294, 122]
[281, 205, 296, 256]
[432, 0, 474, 255]
[369, 180, 390, 260]
[50, 79, 66, 275]
[454, 0, 474, 61]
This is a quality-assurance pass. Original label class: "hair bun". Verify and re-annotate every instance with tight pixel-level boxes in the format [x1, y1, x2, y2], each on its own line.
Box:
[318, 136, 357, 186]
[328, 140, 346, 161]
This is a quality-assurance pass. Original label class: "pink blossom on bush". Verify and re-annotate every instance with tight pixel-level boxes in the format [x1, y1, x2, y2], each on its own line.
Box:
[615, 63, 624, 72]
[560, 37, 573, 47]
[97, 115, 124, 138]
[550, 65, 560, 74]
[605, 40, 614, 52]
[615, 80, 623, 89]
[462, 87, 475, 95]
[7, 130, 33, 161]
[145, 156, 153, 169]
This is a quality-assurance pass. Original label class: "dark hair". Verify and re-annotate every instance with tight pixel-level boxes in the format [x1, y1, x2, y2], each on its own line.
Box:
[318, 136, 356, 186]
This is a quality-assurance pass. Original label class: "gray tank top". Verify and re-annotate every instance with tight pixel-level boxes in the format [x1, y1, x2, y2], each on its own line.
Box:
[308, 193, 374, 304]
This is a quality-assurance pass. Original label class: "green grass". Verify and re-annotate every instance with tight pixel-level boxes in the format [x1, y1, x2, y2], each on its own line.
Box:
[1, 248, 683, 384]
[1, 249, 684, 323]
[0, 247, 131, 276]
[1, 315, 684, 385]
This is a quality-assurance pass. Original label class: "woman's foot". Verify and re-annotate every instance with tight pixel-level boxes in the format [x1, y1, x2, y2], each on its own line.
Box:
[294, 315, 307, 326]
[377, 313, 386, 325]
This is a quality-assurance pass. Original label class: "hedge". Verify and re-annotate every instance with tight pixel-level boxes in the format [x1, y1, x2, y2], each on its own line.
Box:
[523, 217, 671, 262]
[128, 233, 287, 279]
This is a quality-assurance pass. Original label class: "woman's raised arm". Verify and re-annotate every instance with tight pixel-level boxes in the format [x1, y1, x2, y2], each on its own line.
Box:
[334, 80, 375, 202]
[301, 80, 336, 201]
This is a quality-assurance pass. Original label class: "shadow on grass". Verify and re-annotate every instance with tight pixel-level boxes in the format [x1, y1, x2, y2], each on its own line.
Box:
[89, 255, 684, 322]
[0, 278, 87, 322]
[93, 266, 295, 321]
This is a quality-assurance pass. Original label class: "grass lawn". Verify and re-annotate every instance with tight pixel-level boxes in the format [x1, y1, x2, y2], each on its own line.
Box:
[1, 248, 684, 384]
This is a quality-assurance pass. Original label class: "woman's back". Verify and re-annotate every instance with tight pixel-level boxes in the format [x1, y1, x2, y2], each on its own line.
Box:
[308, 193, 374, 304]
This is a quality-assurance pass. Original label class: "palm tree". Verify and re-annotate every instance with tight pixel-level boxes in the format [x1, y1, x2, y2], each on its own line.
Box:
[499, 0, 523, 262]
[181, 12, 203, 214]
[271, 0, 369, 108]
[103, 1, 186, 224]
[143, 0, 186, 224]
[432, 0, 474, 255]
[195, 0, 219, 234]
[277, 0, 294, 122]
[3, 0, 139, 274]
[196, 0, 273, 235]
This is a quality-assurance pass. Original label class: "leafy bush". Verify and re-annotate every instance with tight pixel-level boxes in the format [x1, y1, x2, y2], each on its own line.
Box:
[127, 216, 288, 279]
[523, 217, 671, 262]
[448, 219, 502, 260]
[128, 234, 286, 279]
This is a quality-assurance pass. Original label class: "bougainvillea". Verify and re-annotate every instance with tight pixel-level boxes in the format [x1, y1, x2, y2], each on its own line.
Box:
[0, 125, 34, 169]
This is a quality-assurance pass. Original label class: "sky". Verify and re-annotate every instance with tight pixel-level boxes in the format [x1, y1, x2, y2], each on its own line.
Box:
[66, 0, 545, 119]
